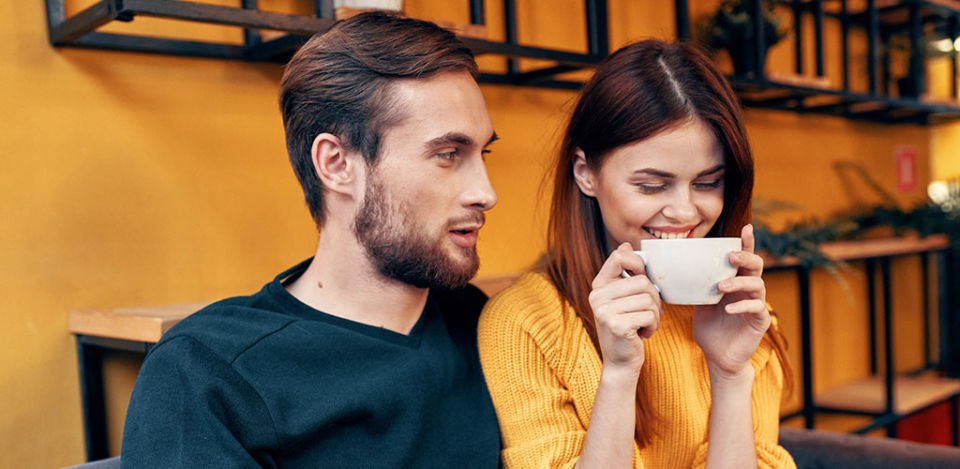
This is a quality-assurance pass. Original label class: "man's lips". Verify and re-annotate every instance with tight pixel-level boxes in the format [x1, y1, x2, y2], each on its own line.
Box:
[449, 227, 479, 247]
[448, 214, 485, 248]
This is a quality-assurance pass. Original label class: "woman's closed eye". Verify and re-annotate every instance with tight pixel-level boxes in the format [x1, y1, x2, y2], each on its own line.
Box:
[693, 178, 723, 190]
[635, 183, 667, 194]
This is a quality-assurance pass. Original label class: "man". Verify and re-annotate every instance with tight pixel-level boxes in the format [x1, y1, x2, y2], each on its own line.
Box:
[122, 12, 501, 468]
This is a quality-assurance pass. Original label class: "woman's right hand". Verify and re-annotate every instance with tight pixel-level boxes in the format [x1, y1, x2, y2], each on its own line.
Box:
[589, 243, 663, 373]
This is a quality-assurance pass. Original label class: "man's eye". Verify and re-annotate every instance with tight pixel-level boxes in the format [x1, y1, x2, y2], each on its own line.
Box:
[436, 151, 458, 161]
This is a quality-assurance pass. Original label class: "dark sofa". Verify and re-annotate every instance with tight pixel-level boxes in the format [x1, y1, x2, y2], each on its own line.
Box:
[780, 427, 960, 468]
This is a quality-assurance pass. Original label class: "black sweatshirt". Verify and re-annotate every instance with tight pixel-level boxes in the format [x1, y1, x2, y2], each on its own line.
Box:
[122, 259, 501, 468]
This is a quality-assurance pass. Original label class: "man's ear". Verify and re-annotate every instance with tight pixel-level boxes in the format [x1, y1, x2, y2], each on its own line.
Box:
[311, 133, 361, 196]
[572, 148, 598, 197]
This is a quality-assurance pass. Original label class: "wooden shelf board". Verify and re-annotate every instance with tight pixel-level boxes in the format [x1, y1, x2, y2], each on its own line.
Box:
[68, 274, 516, 343]
[764, 234, 949, 268]
[69, 303, 208, 343]
[816, 376, 960, 415]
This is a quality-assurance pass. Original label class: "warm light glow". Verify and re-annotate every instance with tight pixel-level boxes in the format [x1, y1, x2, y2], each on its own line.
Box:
[933, 38, 955, 53]
[928, 181, 949, 203]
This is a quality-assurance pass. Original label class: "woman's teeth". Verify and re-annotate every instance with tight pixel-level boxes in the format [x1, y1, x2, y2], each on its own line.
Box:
[645, 228, 692, 239]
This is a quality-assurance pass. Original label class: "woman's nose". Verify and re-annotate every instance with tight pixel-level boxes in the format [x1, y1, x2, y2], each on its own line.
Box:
[661, 188, 697, 222]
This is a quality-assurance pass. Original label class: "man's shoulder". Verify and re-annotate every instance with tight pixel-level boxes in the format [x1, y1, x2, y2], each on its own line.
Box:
[153, 291, 295, 363]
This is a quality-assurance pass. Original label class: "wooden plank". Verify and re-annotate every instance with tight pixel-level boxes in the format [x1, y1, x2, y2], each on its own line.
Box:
[817, 375, 960, 414]
[68, 303, 208, 343]
[67, 274, 518, 343]
[764, 234, 949, 268]
[67, 235, 948, 343]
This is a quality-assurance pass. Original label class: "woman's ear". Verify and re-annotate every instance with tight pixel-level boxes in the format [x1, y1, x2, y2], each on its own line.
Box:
[572, 148, 598, 197]
[311, 133, 360, 196]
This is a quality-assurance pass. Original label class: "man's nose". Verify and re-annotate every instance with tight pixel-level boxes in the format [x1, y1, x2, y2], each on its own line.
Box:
[461, 160, 498, 211]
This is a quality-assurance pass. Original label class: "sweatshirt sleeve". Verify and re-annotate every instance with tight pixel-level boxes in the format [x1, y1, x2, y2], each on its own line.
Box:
[478, 294, 587, 469]
[121, 336, 278, 469]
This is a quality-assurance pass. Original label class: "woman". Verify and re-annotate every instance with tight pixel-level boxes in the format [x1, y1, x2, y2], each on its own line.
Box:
[478, 40, 795, 468]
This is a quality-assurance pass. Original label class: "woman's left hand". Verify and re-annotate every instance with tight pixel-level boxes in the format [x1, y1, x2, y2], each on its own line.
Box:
[693, 224, 771, 378]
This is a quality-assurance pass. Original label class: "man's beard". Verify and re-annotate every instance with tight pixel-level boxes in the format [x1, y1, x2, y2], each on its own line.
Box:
[353, 175, 481, 289]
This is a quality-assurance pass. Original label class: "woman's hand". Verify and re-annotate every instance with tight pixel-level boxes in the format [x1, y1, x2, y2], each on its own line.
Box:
[693, 224, 770, 378]
[589, 243, 663, 373]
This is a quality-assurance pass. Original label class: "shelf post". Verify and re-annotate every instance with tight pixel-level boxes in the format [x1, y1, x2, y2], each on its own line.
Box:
[675, 0, 690, 42]
[315, 0, 334, 20]
[814, 0, 824, 77]
[798, 266, 815, 429]
[469, 0, 485, 25]
[792, 0, 803, 75]
[940, 250, 960, 378]
[585, 0, 608, 56]
[922, 253, 932, 369]
[751, 0, 765, 78]
[841, 0, 849, 90]
[241, 0, 262, 49]
[907, 1, 925, 98]
[503, 0, 518, 75]
[881, 257, 897, 437]
[950, 14, 958, 100]
[868, 259, 878, 375]
[867, 0, 878, 95]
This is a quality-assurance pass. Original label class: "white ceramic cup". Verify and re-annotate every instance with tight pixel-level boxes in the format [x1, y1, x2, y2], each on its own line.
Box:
[626, 237, 742, 305]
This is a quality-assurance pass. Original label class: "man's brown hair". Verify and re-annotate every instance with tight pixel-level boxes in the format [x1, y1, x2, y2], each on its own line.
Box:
[279, 11, 479, 227]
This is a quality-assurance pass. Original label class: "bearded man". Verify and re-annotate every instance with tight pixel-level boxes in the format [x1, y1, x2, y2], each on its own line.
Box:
[121, 12, 501, 468]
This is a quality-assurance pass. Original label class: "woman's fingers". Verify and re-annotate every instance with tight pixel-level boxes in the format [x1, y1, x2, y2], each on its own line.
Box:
[596, 307, 661, 340]
[718, 276, 765, 297]
[728, 248, 764, 278]
[723, 299, 770, 320]
[593, 243, 645, 290]
[741, 224, 756, 254]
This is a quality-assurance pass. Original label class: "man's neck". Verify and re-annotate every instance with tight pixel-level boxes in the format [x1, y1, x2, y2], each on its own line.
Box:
[285, 227, 429, 335]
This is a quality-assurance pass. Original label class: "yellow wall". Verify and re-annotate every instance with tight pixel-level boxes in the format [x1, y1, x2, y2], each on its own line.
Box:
[0, 1, 948, 466]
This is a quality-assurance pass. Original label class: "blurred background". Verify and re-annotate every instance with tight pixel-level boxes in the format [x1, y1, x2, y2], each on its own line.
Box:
[3, 0, 959, 466]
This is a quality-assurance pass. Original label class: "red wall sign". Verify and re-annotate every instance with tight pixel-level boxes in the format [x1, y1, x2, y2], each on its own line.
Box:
[895, 146, 916, 192]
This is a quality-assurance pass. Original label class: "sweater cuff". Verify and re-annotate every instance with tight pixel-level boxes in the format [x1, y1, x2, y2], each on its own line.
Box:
[688, 439, 797, 469]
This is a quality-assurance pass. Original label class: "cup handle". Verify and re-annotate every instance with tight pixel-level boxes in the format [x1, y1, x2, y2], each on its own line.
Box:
[620, 251, 648, 277]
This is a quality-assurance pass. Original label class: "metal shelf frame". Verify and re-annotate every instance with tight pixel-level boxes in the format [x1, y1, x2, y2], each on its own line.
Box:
[44, 0, 607, 89]
[45, 0, 960, 122]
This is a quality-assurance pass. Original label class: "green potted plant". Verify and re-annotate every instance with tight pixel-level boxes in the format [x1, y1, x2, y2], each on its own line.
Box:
[699, 0, 787, 78]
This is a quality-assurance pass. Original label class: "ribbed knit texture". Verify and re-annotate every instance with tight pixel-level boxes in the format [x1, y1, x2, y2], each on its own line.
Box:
[478, 272, 797, 468]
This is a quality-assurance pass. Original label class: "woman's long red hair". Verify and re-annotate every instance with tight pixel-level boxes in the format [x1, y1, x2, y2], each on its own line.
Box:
[544, 40, 791, 447]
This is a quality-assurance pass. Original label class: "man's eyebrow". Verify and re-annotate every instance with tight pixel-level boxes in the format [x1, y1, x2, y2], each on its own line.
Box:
[426, 132, 475, 148]
[425, 131, 499, 149]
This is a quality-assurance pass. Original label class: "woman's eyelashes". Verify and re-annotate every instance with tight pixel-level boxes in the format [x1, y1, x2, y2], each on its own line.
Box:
[693, 178, 723, 190]
[633, 178, 723, 194]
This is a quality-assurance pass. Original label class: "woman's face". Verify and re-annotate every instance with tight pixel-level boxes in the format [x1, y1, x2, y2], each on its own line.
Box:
[574, 117, 726, 249]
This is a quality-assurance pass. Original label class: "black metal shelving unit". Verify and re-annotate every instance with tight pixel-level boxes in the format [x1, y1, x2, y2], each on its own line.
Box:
[45, 0, 960, 122]
[722, 0, 960, 124]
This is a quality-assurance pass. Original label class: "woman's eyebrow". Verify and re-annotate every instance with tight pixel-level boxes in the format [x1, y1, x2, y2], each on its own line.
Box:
[632, 168, 675, 178]
[697, 165, 725, 177]
[631, 165, 725, 178]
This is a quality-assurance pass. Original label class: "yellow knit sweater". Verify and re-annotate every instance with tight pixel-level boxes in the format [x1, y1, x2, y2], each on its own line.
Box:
[478, 272, 796, 469]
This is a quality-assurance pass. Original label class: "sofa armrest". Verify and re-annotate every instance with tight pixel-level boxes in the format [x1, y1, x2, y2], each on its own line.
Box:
[779, 427, 960, 469]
